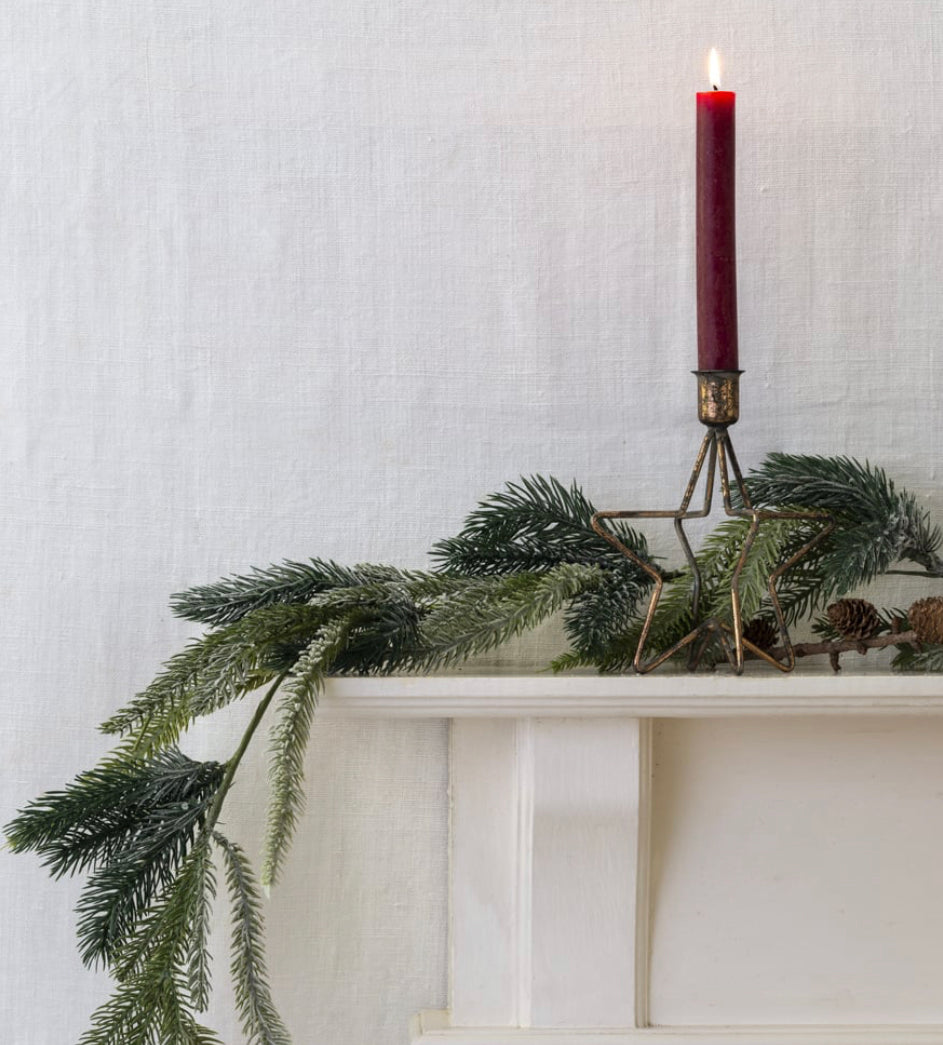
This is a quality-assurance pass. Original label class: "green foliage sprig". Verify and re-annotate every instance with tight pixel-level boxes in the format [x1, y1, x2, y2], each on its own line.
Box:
[215, 832, 292, 1045]
[430, 475, 653, 662]
[7, 750, 225, 968]
[747, 454, 943, 587]
[7, 459, 943, 1043]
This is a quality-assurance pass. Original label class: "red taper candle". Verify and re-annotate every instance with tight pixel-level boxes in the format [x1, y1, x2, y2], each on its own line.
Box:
[696, 49, 738, 371]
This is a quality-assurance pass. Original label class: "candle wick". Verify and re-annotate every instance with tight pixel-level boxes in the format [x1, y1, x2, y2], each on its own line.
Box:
[712, 84, 719, 91]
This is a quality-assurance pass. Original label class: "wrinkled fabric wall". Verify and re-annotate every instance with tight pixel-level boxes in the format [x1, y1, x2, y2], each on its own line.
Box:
[3, 3, 941, 1041]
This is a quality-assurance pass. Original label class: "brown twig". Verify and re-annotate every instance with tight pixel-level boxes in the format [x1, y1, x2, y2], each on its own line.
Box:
[761, 630, 918, 671]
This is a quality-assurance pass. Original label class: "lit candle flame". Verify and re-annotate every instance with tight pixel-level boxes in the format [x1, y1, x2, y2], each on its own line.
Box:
[708, 48, 721, 90]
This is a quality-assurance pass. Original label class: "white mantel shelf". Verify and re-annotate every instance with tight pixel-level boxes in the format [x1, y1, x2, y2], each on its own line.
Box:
[319, 672, 943, 718]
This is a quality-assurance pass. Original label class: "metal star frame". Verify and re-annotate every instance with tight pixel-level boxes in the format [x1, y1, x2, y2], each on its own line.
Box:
[590, 372, 834, 675]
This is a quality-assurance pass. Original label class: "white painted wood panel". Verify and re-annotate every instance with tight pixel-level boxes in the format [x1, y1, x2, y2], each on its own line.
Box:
[649, 718, 943, 1026]
[450, 719, 522, 1027]
[530, 719, 641, 1027]
[450, 719, 650, 1030]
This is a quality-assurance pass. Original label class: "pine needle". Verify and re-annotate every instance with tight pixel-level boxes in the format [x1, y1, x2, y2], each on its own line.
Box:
[893, 643, 943, 672]
[599, 571, 697, 672]
[430, 475, 650, 578]
[215, 832, 292, 1045]
[416, 564, 604, 669]
[186, 841, 216, 1013]
[5, 750, 224, 968]
[562, 561, 651, 660]
[101, 605, 327, 755]
[261, 622, 349, 888]
[78, 833, 220, 1045]
[171, 559, 410, 628]
[747, 454, 943, 584]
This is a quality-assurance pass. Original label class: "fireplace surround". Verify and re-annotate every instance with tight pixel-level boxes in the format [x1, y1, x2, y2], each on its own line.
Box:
[319, 672, 943, 1044]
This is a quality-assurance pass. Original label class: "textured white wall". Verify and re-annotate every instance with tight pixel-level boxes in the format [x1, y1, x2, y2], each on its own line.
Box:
[2, 2, 942, 1042]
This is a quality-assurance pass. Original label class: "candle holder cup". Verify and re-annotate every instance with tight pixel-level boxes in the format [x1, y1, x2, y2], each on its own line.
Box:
[695, 369, 740, 425]
[591, 371, 834, 674]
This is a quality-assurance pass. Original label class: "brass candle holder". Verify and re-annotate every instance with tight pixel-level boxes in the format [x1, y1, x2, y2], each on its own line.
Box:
[591, 371, 834, 674]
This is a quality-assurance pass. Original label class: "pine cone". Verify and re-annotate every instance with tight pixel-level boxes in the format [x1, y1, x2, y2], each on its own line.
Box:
[743, 617, 778, 652]
[908, 596, 943, 645]
[826, 598, 881, 640]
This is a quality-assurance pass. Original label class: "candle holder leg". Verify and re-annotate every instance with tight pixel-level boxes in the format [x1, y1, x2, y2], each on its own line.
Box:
[592, 430, 718, 674]
[715, 430, 835, 672]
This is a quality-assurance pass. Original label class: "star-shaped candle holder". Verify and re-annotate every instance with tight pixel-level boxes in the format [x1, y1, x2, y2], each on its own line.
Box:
[591, 371, 834, 674]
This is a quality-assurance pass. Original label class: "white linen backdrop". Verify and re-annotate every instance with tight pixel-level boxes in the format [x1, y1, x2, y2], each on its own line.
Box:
[2, 2, 942, 1041]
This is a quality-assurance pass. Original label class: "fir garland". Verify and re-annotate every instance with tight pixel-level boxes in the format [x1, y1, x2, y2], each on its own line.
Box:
[6, 458, 943, 1044]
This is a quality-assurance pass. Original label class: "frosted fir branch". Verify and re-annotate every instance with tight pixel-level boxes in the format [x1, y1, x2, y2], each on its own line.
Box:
[101, 606, 325, 754]
[747, 454, 943, 584]
[416, 564, 604, 669]
[171, 559, 411, 627]
[260, 623, 349, 888]
[78, 834, 219, 1045]
[214, 833, 292, 1045]
[430, 474, 651, 580]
